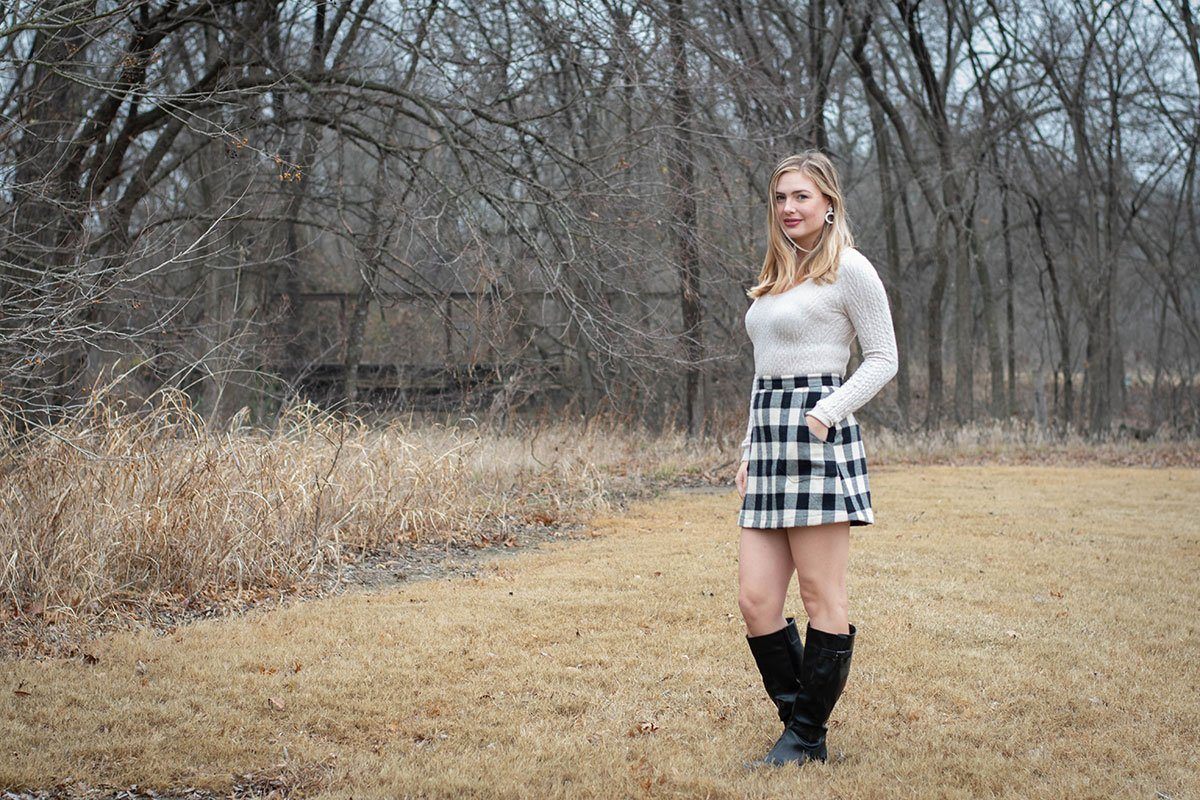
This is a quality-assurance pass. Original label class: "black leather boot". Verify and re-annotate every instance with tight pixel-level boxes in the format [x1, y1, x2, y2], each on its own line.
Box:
[760, 622, 856, 767]
[745, 617, 805, 724]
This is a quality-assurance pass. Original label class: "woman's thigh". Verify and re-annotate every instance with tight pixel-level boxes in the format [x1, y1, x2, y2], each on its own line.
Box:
[738, 528, 795, 627]
[786, 521, 850, 597]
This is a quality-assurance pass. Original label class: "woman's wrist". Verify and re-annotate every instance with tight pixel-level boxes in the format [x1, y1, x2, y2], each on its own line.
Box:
[807, 406, 836, 428]
[804, 413, 830, 439]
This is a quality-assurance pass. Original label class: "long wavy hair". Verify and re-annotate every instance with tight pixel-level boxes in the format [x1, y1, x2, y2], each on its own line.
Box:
[747, 151, 855, 299]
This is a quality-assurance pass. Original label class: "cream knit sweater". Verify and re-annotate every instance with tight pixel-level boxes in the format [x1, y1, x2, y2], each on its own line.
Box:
[739, 247, 899, 462]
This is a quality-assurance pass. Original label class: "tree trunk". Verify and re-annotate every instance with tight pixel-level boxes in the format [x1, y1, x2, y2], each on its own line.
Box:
[866, 89, 911, 426]
[267, 0, 331, 388]
[950, 195, 974, 424]
[667, 0, 703, 436]
[1029, 196, 1073, 430]
[807, 0, 831, 149]
[965, 190, 1004, 419]
[1000, 178, 1017, 417]
[925, 216, 949, 429]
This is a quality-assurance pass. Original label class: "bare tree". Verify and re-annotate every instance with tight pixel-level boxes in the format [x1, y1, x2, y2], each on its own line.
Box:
[2, 0, 1195, 438]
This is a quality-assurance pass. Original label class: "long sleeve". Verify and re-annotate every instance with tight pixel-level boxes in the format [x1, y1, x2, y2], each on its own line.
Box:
[808, 253, 899, 427]
[739, 382, 754, 462]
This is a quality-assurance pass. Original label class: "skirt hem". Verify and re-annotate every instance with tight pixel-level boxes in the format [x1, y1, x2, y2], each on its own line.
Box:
[737, 512, 875, 529]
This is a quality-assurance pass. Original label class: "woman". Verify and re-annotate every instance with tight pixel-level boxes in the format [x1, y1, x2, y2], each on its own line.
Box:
[734, 151, 898, 767]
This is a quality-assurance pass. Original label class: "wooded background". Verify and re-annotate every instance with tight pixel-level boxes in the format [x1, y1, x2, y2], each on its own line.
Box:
[2, 0, 1197, 437]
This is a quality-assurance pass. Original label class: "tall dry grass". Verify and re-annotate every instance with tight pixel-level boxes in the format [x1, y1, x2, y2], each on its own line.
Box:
[865, 418, 1200, 467]
[3, 388, 1195, 652]
[0, 389, 724, 636]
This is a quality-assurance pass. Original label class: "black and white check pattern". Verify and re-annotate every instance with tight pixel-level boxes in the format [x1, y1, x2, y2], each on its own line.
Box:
[738, 373, 874, 529]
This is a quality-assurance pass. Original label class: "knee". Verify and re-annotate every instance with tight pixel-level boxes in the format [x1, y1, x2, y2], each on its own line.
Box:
[738, 587, 782, 627]
[796, 579, 848, 621]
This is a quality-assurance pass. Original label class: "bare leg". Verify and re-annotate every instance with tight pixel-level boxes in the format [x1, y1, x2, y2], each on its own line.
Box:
[738, 527, 796, 637]
[786, 521, 850, 634]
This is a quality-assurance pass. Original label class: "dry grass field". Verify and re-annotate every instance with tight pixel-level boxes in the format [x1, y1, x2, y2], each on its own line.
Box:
[3, 465, 1198, 799]
[4, 389, 1196, 662]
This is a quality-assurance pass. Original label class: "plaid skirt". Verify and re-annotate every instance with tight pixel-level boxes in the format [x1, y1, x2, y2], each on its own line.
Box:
[738, 373, 875, 529]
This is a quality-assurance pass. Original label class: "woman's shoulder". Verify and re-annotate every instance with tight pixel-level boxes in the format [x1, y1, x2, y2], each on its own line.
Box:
[838, 245, 873, 269]
[836, 247, 883, 283]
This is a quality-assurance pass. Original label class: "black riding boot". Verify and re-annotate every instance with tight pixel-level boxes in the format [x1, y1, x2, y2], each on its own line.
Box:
[745, 617, 805, 724]
[760, 622, 857, 767]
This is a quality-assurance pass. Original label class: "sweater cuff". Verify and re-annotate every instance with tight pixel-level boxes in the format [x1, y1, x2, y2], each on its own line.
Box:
[807, 404, 837, 428]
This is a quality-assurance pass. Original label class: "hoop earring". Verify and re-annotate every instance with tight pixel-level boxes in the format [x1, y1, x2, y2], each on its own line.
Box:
[824, 208, 835, 225]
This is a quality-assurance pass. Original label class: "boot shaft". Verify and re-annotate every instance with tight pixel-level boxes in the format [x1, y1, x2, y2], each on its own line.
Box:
[745, 617, 805, 723]
[789, 622, 858, 739]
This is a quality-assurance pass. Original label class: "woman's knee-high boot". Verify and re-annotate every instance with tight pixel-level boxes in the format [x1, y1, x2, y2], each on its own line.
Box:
[760, 622, 856, 766]
[745, 617, 805, 725]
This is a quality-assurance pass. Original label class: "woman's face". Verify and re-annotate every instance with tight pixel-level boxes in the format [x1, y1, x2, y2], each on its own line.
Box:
[774, 170, 830, 247]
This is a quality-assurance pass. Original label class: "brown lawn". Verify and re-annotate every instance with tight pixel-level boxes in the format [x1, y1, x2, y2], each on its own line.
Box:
[3, 465, 1198, 799]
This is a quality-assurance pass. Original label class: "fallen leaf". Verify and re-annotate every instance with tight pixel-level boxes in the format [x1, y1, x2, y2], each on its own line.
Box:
[268, 696, 286, 711]
[628, 720, 659, 736]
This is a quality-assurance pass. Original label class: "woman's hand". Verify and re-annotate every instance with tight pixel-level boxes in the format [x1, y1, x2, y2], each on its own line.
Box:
[736, 459, 749, 499]
[805, 413, 830, 442]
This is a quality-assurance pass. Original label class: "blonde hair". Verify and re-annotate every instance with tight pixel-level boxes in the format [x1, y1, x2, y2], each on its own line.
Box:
[748, 150, 855, 299]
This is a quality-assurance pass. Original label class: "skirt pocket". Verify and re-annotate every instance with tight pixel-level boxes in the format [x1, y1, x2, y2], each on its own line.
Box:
[782, 421, 837, 484]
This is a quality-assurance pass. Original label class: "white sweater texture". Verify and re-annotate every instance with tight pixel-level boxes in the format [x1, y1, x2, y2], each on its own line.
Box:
[739, 247, 899, 462]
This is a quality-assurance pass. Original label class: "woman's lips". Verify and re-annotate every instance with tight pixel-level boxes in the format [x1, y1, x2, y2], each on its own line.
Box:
[783, 219, 802, 227]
